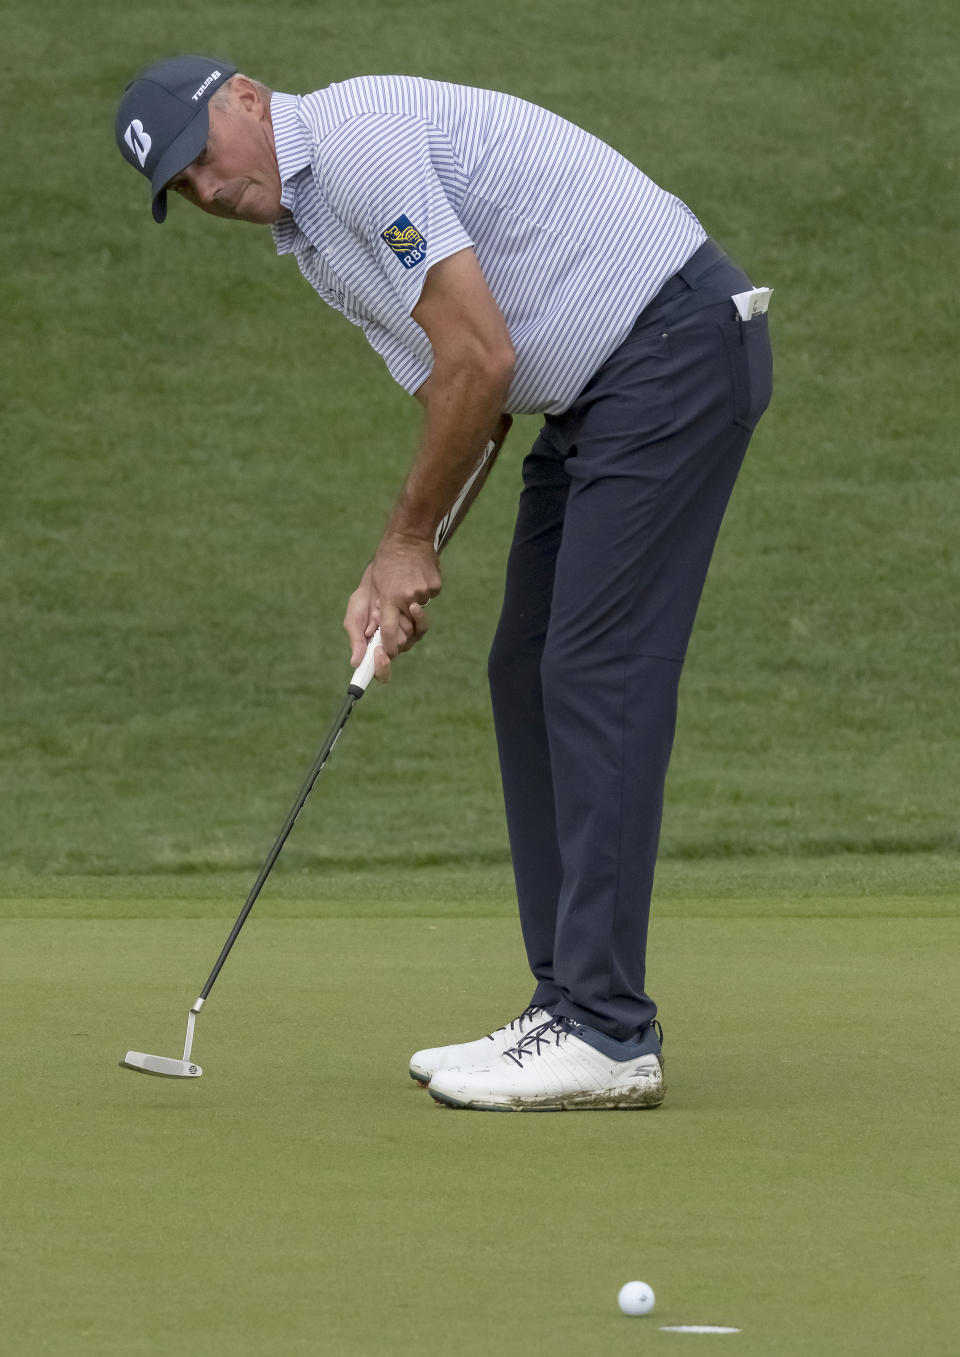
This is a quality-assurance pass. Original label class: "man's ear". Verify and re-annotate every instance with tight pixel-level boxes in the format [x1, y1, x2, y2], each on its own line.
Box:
[231, 75, 265, 117]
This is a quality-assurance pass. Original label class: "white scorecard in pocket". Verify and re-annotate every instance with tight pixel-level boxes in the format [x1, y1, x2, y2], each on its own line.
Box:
[731, 287, 773, 321]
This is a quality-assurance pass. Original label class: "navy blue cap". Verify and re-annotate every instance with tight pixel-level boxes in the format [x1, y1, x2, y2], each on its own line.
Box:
[116, 55, 238, 222]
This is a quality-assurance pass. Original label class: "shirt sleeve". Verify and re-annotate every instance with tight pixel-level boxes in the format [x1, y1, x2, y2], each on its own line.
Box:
[313, 112, 474, 315]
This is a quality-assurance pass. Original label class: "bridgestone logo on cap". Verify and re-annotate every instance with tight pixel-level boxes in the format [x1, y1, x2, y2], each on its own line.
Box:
[191, 70, 222, 102]
[124, 119, 152, 166]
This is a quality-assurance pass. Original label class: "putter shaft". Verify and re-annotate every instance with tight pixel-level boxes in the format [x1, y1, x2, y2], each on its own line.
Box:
[195, 688, 359, 1008]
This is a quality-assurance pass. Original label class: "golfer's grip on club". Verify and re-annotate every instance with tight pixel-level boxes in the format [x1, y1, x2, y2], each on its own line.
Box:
[348, 431, 504, 695]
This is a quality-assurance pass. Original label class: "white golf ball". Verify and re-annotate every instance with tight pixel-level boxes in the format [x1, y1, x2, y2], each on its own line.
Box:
[617, 1280, 655, 1316]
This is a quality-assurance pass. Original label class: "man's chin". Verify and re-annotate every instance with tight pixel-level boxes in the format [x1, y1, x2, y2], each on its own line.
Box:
[236, 194, 288, 226]
[238, 208, 286, 226]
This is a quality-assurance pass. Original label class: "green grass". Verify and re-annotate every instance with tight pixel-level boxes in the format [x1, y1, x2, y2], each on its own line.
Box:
[3, 0, 959, 873]
[2, 850, 958, 920]
[2, 868, 958, 1355]
[3, 0, 959, 1351]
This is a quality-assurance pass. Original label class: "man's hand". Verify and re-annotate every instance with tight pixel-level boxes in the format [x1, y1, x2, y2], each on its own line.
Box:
[344, 562, 379, 670]
[371, 531, 440, 658]
[343, 543, 438, 682]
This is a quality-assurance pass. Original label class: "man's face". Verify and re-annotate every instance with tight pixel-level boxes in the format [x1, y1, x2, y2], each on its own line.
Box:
[166, 79, 285, 224]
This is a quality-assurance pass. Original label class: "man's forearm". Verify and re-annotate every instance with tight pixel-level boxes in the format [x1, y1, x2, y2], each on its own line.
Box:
[385, 358, 513, 545]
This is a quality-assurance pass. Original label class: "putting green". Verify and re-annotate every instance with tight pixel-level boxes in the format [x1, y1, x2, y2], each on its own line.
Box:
[1, 881, 957, 1355]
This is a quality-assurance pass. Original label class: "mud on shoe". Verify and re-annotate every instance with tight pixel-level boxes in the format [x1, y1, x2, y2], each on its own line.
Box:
[427, 1017, 664, 1111]
[409, 1005, 552, 1086]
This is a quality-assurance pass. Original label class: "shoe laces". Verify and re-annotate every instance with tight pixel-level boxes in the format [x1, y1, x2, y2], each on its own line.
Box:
[503, 1017, 566, 1067]
[486, 1004, 545, 1044]
[503, 1016, 664, 1066]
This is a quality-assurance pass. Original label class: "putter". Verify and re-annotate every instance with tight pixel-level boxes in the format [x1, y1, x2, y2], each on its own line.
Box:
[121, 435, 502, 1079]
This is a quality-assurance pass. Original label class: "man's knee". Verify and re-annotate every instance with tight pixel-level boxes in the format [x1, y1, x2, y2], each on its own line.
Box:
[540, 636, 685, 729]
[539, 633, 590, 719]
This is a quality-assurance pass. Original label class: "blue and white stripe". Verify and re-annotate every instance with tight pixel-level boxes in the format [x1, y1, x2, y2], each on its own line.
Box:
[271, 77, 705, 415]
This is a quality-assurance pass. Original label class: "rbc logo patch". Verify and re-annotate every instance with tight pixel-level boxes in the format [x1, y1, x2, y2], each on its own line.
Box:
[381, 215, 428, 269]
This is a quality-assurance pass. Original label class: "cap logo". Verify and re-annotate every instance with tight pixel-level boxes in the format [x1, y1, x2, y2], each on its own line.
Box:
[191, 70, 222, 102]
[124, 119, 152, 167]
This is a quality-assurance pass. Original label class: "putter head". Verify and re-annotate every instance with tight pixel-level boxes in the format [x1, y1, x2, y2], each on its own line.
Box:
[121, 1051, 203, 1079]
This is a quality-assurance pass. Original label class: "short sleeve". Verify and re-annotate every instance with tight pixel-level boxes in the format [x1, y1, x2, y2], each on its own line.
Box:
[314, 113, 474, 314]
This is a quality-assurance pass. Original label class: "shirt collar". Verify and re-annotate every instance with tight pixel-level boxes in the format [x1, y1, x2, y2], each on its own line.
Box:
[270, 91, 312, 255]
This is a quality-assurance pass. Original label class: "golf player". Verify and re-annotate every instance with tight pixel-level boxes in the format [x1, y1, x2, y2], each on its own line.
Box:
[116, 57, 773, 1111]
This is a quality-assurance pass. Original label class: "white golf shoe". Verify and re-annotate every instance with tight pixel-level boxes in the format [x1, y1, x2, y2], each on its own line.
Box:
[409, 1005, 552, 1086]
[427, 1016, 665, 1111]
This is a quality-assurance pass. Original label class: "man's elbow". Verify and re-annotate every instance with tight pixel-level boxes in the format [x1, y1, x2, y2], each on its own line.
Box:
[472, 335, 515, 396]
[488, 341, 516, 394]
[430, 329, 515, 401]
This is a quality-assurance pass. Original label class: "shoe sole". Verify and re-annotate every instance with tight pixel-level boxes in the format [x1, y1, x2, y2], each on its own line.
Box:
[428, 1080, 665, 1112]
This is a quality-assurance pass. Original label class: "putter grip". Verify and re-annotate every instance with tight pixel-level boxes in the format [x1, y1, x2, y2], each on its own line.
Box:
[349, 628, 381, 694]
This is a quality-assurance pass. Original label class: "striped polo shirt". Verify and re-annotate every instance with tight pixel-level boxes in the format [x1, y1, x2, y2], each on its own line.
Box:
[270, 77, 705, 415]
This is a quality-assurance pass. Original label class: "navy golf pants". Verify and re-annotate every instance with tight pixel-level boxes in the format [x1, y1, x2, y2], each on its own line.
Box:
[487, 239, 773, 1040]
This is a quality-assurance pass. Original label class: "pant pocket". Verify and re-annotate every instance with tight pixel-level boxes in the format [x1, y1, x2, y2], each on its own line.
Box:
[719, 313, 774, 431]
